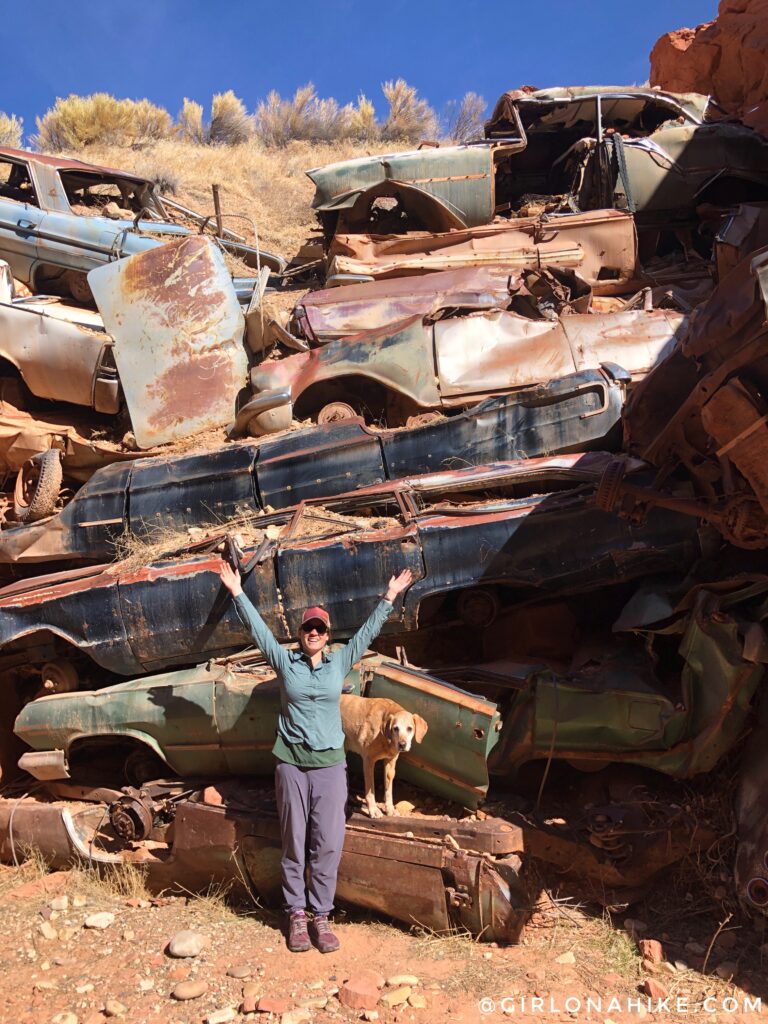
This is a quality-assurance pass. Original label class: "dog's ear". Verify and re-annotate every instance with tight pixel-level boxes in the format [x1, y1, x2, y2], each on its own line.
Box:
[384, 713, 397, 741]
[413, 715, 429, 743]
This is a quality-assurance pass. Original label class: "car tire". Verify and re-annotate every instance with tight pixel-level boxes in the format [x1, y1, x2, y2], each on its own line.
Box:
[14, 450, 63, 523]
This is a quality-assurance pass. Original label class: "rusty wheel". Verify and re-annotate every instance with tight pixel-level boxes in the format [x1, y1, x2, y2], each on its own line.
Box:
[457, 587, 500, 629]
[317, 401, 357, 425]
[721, 496, 768, 549]
[124, 748, 168, 787]
[595, 458, 627, 513]
[14, 449, 62, 523]
[40, 661, 79, 695]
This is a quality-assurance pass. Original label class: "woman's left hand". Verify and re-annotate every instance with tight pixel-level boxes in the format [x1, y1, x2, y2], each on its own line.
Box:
[385, 568, 414, 602]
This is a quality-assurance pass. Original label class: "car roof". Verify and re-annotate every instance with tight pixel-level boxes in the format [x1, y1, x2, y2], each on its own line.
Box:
[491, 85, 708, 123]
[0, 146, 153, 186]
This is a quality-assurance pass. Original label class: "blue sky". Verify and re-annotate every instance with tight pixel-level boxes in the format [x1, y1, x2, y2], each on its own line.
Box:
[1, 0, 718, 144]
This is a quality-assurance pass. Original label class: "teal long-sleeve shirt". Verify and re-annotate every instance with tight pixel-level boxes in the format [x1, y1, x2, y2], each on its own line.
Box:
[233, 592, 392, 758]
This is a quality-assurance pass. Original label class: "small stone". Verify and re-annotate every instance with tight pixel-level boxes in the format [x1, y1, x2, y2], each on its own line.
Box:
[380, 987, 412, 1008]
[58, 927, 77, 942]
[168, 966, 189, 982]
[121, 930, 134, 942]
[306, 980, 324, 990]
[280, 1011, 311, 1024]
[240, 995, 259, 1015]
[51, 1014, 78, 1024]
[408, 994, 427, 1009]
[639, 938, 663, 964]
[75, 983, 95, 994]
[362, 1013, 378, 1022]
[167, 929, 206, 958]
[103, 1000, 125, 1019]
[50, 896, 69, 911]
[35, 980, 58, 992]
[139, 978, 154, 992]
[714, 961, 738, 980]
[482, 952, 492, 960]
[72, 895, 87, 908]
[297, 996, 328, 1009]
[172, 980, 208, 1001]
[674, 960, 689, 972]
[226, 965, 252, 979]
[657, 961, 677, 975]
[642, 978, 668, 1000]
[685, 941, 706, 955]
[386, 975, 418, 987]
[554, 951, 575, 965]
[339, 975, 381, 1011]
[205, 1011, 236, 1024]
[257, 997, 292, 1014]
[39, 921, 58, 940]
[84, 913, 114, 930]
[394, 800, 416, 815]
[242, 982, 261, 1000]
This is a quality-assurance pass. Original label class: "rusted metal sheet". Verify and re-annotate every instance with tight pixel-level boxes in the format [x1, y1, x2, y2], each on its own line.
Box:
[88, 236, 247, 449]
[327, 210, 639, 293]
[0, 792, 527, 941]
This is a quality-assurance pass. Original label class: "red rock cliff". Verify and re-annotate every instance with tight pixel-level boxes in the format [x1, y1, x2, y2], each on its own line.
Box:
[649, 0, 768, 135]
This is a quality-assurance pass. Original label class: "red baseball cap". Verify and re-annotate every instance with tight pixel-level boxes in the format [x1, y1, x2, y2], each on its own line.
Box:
[302, 606, 331, 628]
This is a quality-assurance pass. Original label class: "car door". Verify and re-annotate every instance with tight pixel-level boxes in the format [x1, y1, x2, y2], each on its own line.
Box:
[214, 665, 282, 775]
[0, 155, 46, 285]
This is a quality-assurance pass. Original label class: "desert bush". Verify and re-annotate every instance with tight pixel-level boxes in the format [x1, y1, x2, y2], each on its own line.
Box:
[349, 94, 379, 143]
[209, 90, 253, 146]
[177, 98, 206, 144]
[443, 92, 486, 144]
[255, 84, 359, 147]
[380, 79, 438, 144]
[35, 94, 173, 151]
[0, 112, 23, 148]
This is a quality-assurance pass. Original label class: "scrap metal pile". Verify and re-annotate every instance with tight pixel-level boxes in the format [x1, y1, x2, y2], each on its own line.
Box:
[2, 86, 768, 940]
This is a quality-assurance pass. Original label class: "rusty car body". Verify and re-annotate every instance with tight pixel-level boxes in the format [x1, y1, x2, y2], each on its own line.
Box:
[597, 246, 768, 549]
[0, 147, 284, 302]
[308, 87, 768, 243]
[0, 455, 699, 679]
[0, 367, 628, 565]
[245, 304, 685, 435]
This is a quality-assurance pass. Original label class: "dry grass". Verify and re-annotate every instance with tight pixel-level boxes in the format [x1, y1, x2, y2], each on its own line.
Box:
[0, 112, 23, 148]
[209, 91, 254, 146]
[0, 843, 50, 896]
[67, 861, 151, 903]
[35, 94, 172, 151]
[78, 137, 372, 259]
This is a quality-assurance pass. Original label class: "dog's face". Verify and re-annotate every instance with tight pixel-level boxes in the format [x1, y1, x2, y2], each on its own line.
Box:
[384, 710, 429, 752]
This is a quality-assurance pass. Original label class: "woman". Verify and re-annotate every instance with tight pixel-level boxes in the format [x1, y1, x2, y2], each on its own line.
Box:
[218, 559, 413, 953]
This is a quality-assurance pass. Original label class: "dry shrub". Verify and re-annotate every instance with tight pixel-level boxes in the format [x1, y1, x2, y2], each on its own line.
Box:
[35, 93, 173, 151]
[0, 112, 23, 148]
[381, 78, 438, 144]
[349, 93, 379, 143]
[177, 98, 205, 144]
[444, 91, 487, 143]
[209, 90, 253, 146]
[254, 83, 357, 147]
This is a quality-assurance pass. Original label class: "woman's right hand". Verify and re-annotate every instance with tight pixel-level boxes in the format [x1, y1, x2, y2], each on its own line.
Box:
[219, 560, 243, 597]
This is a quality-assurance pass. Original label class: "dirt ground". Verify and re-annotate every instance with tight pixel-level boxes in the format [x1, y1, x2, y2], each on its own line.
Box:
[1, 852, 765, 1024]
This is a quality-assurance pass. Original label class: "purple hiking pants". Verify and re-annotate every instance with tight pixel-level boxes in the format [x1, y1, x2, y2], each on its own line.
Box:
[274, 760, 348, 914]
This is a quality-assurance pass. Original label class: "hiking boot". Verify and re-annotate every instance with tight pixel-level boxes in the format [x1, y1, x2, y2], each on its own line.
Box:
[311, 913, 340, 953]
[287, 909, 311, 952]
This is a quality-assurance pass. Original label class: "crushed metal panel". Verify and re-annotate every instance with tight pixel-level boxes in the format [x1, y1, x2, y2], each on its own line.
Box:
[88, 236, 247, 449]
[362, 660, 501, 807]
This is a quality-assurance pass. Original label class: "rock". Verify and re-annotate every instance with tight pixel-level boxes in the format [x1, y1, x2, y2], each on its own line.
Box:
[168, 967, 189, 982]
[714, 961, 738, 979]
[306, 980, 324, 990]
[75, 983, 94, 994]
[639, 939, 664, 964]
[601, 973, 622, 986]
[84, 913, 114, 930]
[58, 927, 77, 942]
[39, 921, 58, 940]
[280, 1011, 311, 1024]
[8, 870, 72, 901]
[297, 996, 328, 1009]
[49, 896, 69, 911]
[394, 801, 416, 815]
[554, 951, 575, 965]
[338, 975, 382, 1011]
[205, 1011, 236, 1024]
[51, 1015, 78, 1024]
[35, 981, 58, 992]
[642, 978, 668, 1000]
[172, 980, 208, 1000]
[72, 894, 87, 908]
[226, 965, 252, 979]
[139, 978, 154, 992]
[685, 941, 706, 955]
[167, 929, 206, 958]
[240, 995, 259, 1015]
[718, 931, 738, 950]
[380, 987, 412, 1008]
[649, 0, 768, 135]
[242, 982, 261, 999]
[362, 1014, 379, 1022]
[103, 1001, 126, 1018]
[408, 994, 427, 1009]
[386, 975, 419, 987]
[257, 997, 292, 1014]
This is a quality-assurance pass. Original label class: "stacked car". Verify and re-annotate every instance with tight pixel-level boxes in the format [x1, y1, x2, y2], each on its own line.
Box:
[2, 86, 768, 935]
